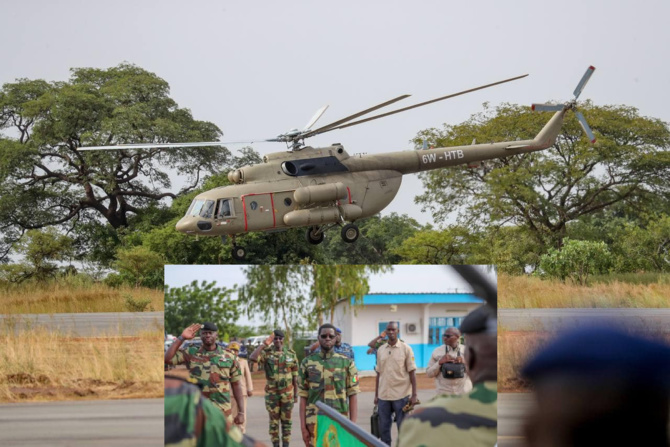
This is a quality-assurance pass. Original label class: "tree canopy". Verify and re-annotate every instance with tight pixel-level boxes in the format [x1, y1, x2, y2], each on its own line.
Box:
[0, 64, 229, 260]
[414, 102, 670, 248]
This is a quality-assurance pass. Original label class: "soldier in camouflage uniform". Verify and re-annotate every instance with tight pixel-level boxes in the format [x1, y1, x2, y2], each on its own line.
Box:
[165, 375, 265, 447]
[249, 329, 298, 447]
[397, 305, 497, 447]
[165, 322, 245, 426]
[298, 323, 360, 447]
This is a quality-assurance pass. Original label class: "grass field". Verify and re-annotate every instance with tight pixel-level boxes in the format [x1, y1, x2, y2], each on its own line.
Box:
[0, 328, 163, 402]
[499, 273, 670, 308]
[0, 276, 163, 314]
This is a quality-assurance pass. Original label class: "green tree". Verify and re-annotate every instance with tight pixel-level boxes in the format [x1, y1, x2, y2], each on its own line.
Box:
[469, 225, 543, 274]
[0, 64, 230, 261]
[414, 103, 670, 248]
[392, 226, 474, 264]
[164, 280, 241, 337]
[0, 228, 74, 282]
[611, 214, 670, 272]
[240, 265, 383, 346]
[538, 238, 612, 284]
[112, 245, 164, 288]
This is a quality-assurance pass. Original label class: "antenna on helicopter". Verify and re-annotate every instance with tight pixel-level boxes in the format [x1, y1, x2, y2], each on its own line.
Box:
[531, 66, 596, 143]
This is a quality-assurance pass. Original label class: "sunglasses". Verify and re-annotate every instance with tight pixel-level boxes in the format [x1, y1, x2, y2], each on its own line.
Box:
[443, 334, 456, 338]
[274, 337, 284, 340]
[320, 334, 336, 339]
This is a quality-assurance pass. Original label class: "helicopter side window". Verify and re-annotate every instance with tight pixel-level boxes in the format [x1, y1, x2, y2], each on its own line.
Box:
[188, 200, 205, 217]
[249, 201, 258, 211]
[216, 199, 233, 219]
[200, 200, 215, 219]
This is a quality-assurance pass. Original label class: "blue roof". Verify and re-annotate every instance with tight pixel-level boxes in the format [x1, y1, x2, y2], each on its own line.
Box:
[350, 293, 484, 305]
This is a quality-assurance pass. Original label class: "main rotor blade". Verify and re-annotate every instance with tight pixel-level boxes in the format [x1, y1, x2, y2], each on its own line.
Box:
[78, 141, 254, 151]
[300, 94, 411, 139]
[573, 65, 596, 99]
[531, 103, 564, 112]
[303, 105, 329, 131]
[329, 74, 529, 132]
[575, 111, 596, 143]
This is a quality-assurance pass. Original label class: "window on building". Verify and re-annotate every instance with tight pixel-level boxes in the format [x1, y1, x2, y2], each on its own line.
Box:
[428, 317, 463, 345]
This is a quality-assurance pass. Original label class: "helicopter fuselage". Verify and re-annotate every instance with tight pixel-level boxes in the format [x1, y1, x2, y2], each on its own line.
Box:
[175, 108, 565, 239]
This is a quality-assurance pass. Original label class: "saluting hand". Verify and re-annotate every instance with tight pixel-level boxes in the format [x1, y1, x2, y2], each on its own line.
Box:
[264, 333, 275, 346]
[380, 331, 387, 339]
[181, 323, 202, 340]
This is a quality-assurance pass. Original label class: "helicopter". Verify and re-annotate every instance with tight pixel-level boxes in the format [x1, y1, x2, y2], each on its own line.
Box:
[81, 66, 596, 260]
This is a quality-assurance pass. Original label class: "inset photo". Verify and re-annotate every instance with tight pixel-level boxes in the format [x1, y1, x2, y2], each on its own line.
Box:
[164, 264, 496, 447]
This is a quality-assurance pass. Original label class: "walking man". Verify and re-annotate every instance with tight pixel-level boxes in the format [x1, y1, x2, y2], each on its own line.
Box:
[164, 322, 245, 426]
[249, 329, 298, 447]
[299, 323, 359, 447]
[228, 341, 254, 434]
[374, 321, 417, 446]
[425, 327, 473, 395]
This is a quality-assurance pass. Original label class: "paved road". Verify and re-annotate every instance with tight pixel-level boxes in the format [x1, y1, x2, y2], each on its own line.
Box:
[499, 308, 670, 332]
[0, 312, 164, 336]
[0, 399, 163, 447]
[244, 389, 436, 445]
[498, 393, 533, 447]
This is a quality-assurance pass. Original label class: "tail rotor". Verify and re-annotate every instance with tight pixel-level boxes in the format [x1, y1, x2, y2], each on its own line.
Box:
[531, 66, 596, 143]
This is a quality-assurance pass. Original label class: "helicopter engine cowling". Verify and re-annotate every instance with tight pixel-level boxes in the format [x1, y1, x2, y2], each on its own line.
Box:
[283, 204, 362, 227]
[293, 182, 348, 205]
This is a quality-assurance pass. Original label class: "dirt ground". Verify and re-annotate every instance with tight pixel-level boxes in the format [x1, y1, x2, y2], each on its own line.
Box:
[168, 366, 436, 392]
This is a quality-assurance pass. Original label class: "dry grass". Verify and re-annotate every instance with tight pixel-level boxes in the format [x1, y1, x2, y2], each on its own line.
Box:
[499, 274, 670, 309]
[498, 329, 670, 392]
[0, 279, 163, 314]
[0, 328, 163, 402]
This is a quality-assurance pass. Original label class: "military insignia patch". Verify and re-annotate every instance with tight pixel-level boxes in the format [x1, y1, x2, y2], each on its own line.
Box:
[351, 375, 359, 384]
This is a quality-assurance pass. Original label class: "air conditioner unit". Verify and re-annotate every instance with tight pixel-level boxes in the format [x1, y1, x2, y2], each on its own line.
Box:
[406, 322, 418, 334]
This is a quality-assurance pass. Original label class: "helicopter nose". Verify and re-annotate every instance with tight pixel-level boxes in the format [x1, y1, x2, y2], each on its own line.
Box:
[175, 217, 196, 233]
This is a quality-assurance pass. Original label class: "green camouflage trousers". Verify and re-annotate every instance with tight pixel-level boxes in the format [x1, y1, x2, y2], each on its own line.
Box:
[265, 390, 294, 443]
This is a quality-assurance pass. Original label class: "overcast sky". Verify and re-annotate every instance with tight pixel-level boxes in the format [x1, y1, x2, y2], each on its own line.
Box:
[164, 265, 495, 326]
[3, 1, 668, 226]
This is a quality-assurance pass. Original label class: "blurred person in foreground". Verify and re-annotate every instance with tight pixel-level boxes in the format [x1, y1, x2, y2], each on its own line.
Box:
[522, 325, 670, 447]
[165, 322, 245, 426]
[165, 375, 263, 447]
[249, 330, 299, 447]
[228, 341, 254, 434]
[425, 327, 473, 396]
[299, 323, 359, 447]
[398, 305, 497, 447]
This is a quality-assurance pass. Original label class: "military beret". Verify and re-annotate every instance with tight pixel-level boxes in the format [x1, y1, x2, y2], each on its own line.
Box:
[201, 322, 218, 332]
[523, 325, 670, 384]
[459, 305, 495, 334]
[273, 329, 285, 337]
[228, 341, 240, 351]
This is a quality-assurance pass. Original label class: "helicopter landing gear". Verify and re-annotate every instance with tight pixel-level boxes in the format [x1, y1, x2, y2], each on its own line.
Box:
[305, 226, 325, 245]
[230, 235, 246, 261]
[341, 223, 359, 243]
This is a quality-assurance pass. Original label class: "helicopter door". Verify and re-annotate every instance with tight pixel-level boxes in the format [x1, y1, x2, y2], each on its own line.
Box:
[242, 193, 276, 231]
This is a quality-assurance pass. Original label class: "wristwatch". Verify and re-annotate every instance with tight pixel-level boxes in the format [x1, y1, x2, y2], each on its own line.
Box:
[177, 335, 185, 342]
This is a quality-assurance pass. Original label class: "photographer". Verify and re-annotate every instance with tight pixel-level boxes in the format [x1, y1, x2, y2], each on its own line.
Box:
[425, 327, 472, 395]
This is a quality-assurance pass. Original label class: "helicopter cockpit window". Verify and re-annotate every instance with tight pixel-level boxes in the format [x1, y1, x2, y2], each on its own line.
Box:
[200, 200, 215, 219]
[216, 199, 233, 219]
[188, 200, 205, 217]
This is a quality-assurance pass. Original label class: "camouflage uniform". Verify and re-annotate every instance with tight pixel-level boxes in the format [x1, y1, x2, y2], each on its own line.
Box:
[298, 350, 360, 447]
[397, 380, 497, 447]
[169, 344, 242, 422]
[258, 345, 299, 445]
[164, 375, 263, 447]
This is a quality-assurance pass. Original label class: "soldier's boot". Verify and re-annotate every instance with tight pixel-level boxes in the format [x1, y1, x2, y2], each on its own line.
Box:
[282, 442, 289, 447]
[272, 442, 279, 447]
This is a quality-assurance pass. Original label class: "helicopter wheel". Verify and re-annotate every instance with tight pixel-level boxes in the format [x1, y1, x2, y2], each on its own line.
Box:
[231, 245, 246, 261]
[305, 226, 325, 245]
[341, 223, 360, 243]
